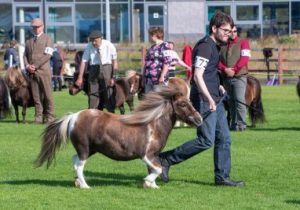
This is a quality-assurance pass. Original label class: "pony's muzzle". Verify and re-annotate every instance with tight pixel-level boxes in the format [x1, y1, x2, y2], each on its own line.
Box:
[69, 85, 81, 96]
[189, 112, 203, 127]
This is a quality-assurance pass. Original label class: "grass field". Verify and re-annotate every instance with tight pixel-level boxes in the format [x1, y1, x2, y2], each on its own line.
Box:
[0, 85, 299, 210]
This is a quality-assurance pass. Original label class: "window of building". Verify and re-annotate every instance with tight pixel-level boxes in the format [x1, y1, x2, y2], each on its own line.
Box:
[14, 26, 32, 42]
[108, 3, 129, 43]
[236, 5, 259, 21]
[133, 4, 144, 42]
[47, 26, 74, 43]
[292, 1, 300, 34]
[16, 6, 40, 23]
[263, 2, 289, 36]
[75, 4, 102, 43]
[236, 24, 261, 39]
[48, 6, 72, 23]
[0, 4, 13, 43]
[207, 5, 231, 22]
[46, 5, 74, 43]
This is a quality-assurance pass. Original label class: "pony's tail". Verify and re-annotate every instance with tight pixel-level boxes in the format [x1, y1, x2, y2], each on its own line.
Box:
[249, 90, 266, 127]
[35, 113, 77, 168]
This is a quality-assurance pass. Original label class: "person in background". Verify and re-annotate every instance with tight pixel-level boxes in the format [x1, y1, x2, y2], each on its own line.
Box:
[4, 40, 19, 69]
[51, 46, 64, 91]
[218, 25, 251, 131]
[159, 12, 245, 187]
[167, 41, 191, 78]
[182, 44, 193, 82]
[142, 27, 172, 94]
[75, 30, 118, 112]
[23, 18, 54, 124]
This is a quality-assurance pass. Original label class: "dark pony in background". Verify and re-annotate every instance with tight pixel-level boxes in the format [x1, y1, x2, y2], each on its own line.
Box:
[0, 76, 11, 119]
[225, 75, 265, 127]
[35, 83, 202, 189]
[5, 67, 35, 123]
[297, 76, 300, 100]
[69, 70, 143, 114]
[245, 75, 265, 127]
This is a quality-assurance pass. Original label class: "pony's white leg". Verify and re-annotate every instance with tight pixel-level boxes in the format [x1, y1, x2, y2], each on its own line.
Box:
[74, 159, 90, 189]
[72, 154, 79, 170]
[143, 156, 162, 189]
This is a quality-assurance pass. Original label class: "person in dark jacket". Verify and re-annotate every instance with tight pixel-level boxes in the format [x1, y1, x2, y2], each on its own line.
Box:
[4, 40, 19, 69]
[159, 12, 245, 187]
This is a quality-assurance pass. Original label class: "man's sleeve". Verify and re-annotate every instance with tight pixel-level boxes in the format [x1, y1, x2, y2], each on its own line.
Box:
[81, 45, 90, 63]
[218, 60, 227, 72]
[194, 43, 211, 70]
[233, 39, 251, 73]
[110, 43, 117, 60]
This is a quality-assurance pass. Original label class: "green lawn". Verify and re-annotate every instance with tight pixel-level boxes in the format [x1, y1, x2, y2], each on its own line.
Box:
[0, 85, 299, 210]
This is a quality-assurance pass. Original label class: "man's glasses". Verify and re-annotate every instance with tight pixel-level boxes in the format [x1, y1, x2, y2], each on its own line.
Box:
[232, 30, 238, 33]
[218, 27, 232, 35]
[31, 25, 42, 28]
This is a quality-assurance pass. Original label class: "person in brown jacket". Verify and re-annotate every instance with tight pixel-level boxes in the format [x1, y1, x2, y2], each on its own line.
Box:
[24, 18, 55, 124]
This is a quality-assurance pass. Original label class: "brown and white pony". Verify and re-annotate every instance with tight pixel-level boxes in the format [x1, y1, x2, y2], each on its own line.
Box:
[4, 67, 35, 123]
[35, 85, 202, 189]
[69, 70, 143, 114]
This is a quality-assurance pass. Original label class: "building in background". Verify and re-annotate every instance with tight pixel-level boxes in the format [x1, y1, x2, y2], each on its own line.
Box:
[0, 0, 299, 45]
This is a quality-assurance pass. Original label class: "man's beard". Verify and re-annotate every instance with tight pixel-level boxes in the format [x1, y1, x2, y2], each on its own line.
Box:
[215, 31, 228, 45]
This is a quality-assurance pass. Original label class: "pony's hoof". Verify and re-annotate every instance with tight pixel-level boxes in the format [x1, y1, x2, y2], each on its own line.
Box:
[143, 180, 160, 189]
[74, 178, 90, 189]
[75, 178, 81, 188]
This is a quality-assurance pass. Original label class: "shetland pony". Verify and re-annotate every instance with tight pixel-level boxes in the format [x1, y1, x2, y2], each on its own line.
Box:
[297, 76, 300, 99]
[5, 67, 35, 123]
[35, 85, 202, 189]
[245, 75, 265, 127]
[0, 77, 11, 119]
[69, 70, 143, 114]
[225, 75, 265, 127]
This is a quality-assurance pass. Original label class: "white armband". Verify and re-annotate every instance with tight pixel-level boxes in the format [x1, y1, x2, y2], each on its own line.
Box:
[241, 49, 251, 57]
[195, 56, 209, 69]
[45, 47, 54, 56]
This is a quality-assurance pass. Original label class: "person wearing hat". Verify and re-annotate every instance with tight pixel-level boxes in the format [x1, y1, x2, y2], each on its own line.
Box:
[75, 30, 118, 112]
[23, 18, 55, 124]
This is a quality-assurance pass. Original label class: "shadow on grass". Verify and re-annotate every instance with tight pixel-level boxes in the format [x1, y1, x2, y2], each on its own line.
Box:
[0, 179, 73, 187]
[0, 119, 38, 124]
[285, 200, 300, 205]
[248, 127, 300, 131]
[169, 179, 215, 187]
[0, 171, 214, 188]
[0, 171, 145, 188]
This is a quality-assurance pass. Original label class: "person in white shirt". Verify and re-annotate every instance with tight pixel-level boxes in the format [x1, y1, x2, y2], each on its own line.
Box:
[166, 42, 191, 78]
[76, 31, 118, 112]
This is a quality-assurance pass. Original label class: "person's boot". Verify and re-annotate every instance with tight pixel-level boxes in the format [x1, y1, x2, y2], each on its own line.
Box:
[160, 157, 170, 183]
[215, 178, 245, 187]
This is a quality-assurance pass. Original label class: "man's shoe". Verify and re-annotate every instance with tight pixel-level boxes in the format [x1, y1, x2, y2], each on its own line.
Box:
[215, 178, 245, 187]
[159, 157, 170, 183]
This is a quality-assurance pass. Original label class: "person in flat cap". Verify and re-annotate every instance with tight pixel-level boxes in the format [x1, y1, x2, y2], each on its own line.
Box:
[75, 30, 118, 112]
[23, 18, 55, 124]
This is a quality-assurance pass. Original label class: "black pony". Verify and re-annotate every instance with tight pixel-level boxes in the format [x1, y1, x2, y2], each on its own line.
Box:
[0, 76, 11, 119]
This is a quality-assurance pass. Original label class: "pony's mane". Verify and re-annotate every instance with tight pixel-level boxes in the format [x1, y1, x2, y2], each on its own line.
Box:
[6, 67, 28, 88]
[125, 70, 137, 79]
[121, 86, 179, 125]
